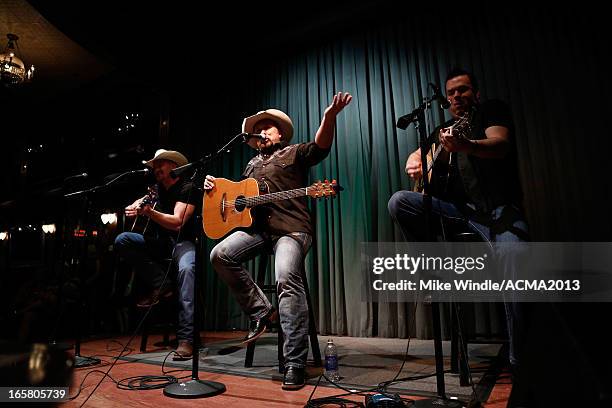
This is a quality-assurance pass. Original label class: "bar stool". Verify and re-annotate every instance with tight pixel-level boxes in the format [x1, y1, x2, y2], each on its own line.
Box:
[447, 222, 489, 386]
[244, 251, 322, 372]
[138, 258, 176, 352]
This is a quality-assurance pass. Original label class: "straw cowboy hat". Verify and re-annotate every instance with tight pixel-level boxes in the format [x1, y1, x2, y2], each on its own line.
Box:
[143, 149, 189, 167]
[242, 109, 294, 143]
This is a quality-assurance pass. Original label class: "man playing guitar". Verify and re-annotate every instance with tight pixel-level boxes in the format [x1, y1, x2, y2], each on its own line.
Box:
[205, 92, 352, 390]
[114, 149, 201, 360]
[388, 68, 529, 395]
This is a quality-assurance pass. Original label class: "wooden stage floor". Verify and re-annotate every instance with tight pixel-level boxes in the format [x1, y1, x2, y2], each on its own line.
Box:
[62, 331, 512, 407]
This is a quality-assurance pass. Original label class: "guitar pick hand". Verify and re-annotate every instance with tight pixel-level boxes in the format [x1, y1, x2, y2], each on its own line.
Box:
[204, 175, 216, 191]
[137, 204, 153, 216]
[125, 197, 144, 217]
[439, 127, 475, 153]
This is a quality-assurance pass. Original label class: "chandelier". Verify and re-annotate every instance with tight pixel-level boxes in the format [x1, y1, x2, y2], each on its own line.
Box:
[0, 34, 35, 86]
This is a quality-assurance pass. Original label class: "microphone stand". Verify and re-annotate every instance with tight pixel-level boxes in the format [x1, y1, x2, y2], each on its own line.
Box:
[163, 131, 246, 399]
[60, 169, 152, 368]
[397, 95, 464, 408]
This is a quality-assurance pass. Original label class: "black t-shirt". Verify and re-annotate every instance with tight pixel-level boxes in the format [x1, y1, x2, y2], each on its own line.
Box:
[434, 99, 522, 212]
[242, 141, 331, 236]
[155, 178, 202, 243]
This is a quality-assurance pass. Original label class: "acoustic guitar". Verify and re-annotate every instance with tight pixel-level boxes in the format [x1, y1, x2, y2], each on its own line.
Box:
[412, 108, 474, 193]
[130, 184, 159, 236]
[202, 178, 340, 239]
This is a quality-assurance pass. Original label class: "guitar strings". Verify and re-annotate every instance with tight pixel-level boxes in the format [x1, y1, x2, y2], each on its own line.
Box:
[221, 184, 336, 208]
[222, 187, 309, 208]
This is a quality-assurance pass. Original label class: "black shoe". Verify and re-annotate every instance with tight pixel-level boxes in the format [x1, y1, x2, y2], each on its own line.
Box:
[282, 366, 305, 390]
[242, 309, 277, 344]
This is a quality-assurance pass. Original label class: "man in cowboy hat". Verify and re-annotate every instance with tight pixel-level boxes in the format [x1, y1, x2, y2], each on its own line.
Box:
[206, 92, 352, 390]
[114, 148, 201, 360]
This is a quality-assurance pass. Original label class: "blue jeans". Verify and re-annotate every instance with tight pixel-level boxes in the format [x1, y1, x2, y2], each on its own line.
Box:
[114, 232, 196, 342]
[210, 230, 312, 369]
[387, 191, 529, 367]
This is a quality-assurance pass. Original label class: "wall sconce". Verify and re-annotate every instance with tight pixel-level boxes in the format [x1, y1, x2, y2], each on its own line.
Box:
[42, 224, 56, 234]
[100, 213, 118, 225]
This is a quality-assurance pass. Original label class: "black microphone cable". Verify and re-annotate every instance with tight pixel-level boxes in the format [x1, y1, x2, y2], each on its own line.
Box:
[305, 300, 421, 407]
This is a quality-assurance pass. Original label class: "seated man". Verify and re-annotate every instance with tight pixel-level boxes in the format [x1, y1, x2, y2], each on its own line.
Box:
[206, 92, 352, 390]
[388, 68, 529, 377]
[114, 149, 201, 360]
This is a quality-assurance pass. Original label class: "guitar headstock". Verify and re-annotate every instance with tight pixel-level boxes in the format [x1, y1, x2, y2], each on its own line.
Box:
[142, 185, 159, 205]
[307, 179, 341, 199]
[452, 106, 475, 140]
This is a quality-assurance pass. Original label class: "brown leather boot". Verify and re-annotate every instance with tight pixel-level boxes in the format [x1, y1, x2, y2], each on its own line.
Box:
[173, 340, 193, 361]
[136, 286, 174, 308]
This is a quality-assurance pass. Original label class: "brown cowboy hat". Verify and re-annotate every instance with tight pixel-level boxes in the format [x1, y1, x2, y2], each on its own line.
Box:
[241, 109, 294, 144]
[143, 149, 188, 167]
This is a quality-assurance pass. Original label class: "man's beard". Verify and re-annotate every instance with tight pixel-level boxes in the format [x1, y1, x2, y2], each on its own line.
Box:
[259, 140, 277, 153]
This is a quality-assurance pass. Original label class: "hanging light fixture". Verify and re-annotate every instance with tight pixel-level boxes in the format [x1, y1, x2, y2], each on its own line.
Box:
[0, 33, 35, 86]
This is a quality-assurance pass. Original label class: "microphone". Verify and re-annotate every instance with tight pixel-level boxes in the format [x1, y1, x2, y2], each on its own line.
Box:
[241, 133, 267, 142]
[429, 82, 451, 109]
[64, 172, 88, 181]
[130, 168, 150, 176]
[170, 163, 193, 179]
[396, 112, 417, 130]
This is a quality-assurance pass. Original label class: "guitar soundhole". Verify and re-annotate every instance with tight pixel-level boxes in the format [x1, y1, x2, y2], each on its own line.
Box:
[221, 193, 227, 221]
[234, 196, 247, 212]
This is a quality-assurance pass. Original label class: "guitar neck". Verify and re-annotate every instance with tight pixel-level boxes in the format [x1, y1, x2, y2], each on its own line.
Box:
[427, 117, 467, 172]
[427, 144, 445, 172]
[245, 187, 309, 207]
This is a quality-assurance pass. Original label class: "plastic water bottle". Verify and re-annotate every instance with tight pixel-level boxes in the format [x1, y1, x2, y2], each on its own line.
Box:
[324, 338, 340, 382]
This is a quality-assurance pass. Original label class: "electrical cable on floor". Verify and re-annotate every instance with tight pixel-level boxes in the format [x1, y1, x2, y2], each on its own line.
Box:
[116, 350, 193, 390]
[160, 350, 192, 379]
[75, 271, 167, 406]
[116, 374, 178, 391]
[306, 298, 482, 407]
[306, 301, 420, 407]
[67, 370, 119, 401]
[305, 374, 368, 407]
[106, 339, 134, 354]
[305, 373, 419, 407]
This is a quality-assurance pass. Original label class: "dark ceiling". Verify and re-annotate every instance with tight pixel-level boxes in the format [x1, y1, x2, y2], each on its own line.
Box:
[0, 0, 388, 224]
[5, 0, 381, 97]
[3, 1, 603, 226]
[2, 1, 496, 101]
